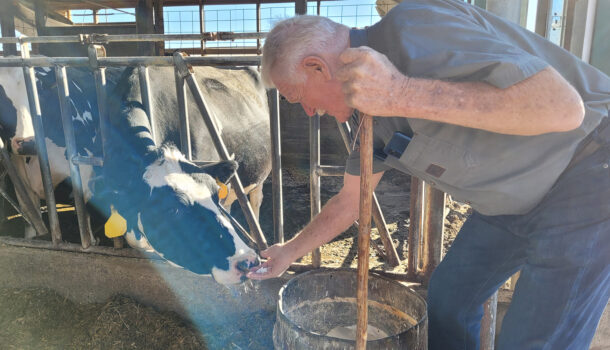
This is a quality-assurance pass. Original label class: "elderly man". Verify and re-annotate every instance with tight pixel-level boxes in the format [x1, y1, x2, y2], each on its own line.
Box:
[247, 0, 610, 348]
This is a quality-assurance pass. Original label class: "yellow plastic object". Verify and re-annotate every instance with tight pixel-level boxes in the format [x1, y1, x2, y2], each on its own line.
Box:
[216, 178, 228, 199]
[105, 207, 127, 238]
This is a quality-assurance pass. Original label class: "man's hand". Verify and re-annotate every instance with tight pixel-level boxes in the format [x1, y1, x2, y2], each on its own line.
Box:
[246, 243, 295, 280]
[336, 46, 410, 117]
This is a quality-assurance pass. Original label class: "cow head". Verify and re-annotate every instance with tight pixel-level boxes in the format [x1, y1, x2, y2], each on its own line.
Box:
[0, 67, 34, 150]
[96, 145, 260, 285]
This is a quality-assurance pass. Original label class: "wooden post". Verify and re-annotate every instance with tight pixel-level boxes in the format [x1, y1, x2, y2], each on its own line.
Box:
[153, 0, 165, 56]
[356, 112, 373, 349]
[421, 182, 446, 280]
[199, 0, 205, 55]
[136, 0, 155, 56]
[309, 115, 322, 267]
[0, 1, 17, 56]
[535, 0, 550, 37]
[295, 0, 307, 15]
[407, 178, 422, 278]
[256, 1, 261, 54]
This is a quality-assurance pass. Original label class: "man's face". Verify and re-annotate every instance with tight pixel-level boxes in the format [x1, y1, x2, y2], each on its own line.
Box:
[272, 70, 353, 123]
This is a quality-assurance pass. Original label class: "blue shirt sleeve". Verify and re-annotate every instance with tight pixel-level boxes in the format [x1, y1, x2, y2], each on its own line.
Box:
[360, 0, 549, 89]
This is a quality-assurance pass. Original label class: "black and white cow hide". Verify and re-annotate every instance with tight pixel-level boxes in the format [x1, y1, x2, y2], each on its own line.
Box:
[0, 64, 270, 284]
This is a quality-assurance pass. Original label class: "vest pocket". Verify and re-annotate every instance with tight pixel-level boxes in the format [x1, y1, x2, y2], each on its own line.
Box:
[382, 132, 477, 187]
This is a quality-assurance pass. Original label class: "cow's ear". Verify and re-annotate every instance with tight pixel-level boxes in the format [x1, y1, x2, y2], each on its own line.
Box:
[200, 160, 238, 183]
[179, 159, 238, 183]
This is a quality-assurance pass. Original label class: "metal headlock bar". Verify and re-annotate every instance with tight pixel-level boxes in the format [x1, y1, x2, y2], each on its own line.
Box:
[172, 51, 268, 251]
[0, 32, 270, 254]
[0, 56, 262, 68]
[0, 32, 267, 45]
[55, 64, 93, 249]
[20, 43, 63, 245]
[335, 120, 401, 267]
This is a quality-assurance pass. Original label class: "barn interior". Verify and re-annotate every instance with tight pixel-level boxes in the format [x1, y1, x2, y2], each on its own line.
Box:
[0, 0, 608, 349]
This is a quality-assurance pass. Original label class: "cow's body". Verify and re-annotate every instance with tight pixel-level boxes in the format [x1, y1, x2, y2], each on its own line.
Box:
[0, 64, 269, 284]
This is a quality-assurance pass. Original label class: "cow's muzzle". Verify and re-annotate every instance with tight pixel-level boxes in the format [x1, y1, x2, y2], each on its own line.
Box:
[236, 256, 261, 274]
[11, 137, 37, 155]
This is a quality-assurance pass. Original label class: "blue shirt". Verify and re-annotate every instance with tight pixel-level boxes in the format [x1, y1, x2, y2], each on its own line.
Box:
[345, 0, 610, 215]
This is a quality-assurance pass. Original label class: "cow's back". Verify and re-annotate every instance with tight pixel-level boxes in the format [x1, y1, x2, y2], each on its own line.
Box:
[121, 66, 271, 188]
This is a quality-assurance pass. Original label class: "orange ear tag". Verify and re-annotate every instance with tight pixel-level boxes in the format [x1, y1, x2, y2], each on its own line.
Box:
[216, 178, 228, 199]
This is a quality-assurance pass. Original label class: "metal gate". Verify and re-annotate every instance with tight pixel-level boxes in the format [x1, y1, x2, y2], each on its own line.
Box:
[0, 32, 279, 256]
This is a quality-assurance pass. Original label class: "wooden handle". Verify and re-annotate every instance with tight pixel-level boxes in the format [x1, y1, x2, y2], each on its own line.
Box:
[356, 112, 373, 349]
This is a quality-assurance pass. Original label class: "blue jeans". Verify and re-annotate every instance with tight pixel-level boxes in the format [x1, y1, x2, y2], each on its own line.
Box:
[427, 146, 610, 350]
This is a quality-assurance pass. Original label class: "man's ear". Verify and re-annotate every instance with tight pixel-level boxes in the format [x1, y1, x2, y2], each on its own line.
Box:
[302, 56, 332, 81]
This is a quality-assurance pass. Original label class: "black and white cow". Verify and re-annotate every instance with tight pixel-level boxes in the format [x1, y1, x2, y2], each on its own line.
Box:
[0, 64, 270, 284]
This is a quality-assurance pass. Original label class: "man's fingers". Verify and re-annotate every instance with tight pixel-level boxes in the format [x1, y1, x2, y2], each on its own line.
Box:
[339, 46, 372, 64]
[247, 263, 273, 280]
[339, 48, 360, 64]
[259, 248, 272, 258]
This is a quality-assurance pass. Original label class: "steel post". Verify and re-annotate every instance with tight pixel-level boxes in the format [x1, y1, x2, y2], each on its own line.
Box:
[0, 138, 48, 237]
[89, 45, 110, 158]
[173, 57, 191, 159]
[481, 291, 499, 350]
[407, 178, 423, 278]
[138, 65, 156, 144]
[55, 66, 93, 248]
[309, 115, 321, 267]
[21, 44, 62, 244]
[269, 89, 284, 244]
[89, 44, 123, 248]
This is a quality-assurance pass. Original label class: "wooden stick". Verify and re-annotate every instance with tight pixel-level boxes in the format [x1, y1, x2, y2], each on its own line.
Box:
[356, 112, 373, 349]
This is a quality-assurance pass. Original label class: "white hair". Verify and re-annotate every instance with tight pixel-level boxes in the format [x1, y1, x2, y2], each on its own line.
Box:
[261, 15, 348, 88]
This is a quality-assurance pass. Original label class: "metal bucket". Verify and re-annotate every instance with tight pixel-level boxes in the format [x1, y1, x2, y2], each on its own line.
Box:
[273, 269, 427, 349]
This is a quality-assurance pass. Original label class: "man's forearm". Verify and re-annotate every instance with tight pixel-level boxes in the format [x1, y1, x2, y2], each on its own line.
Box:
[399, 67, 584, 136]
[284, 191, 359, 262]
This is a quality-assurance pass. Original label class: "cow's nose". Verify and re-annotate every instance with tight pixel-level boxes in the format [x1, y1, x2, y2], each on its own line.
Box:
[236, 260, 250, 273]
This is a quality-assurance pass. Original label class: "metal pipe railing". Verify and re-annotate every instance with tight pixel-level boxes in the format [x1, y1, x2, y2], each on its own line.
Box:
[20, 44, 62, 244]
[173, 60, 192, 160]
[55, 65, 93, 249]
[0, 32, 267, 45]
[309, 115, 322, 268]
[138, 66, 156, 143]
[173, 51, 268, 251]
[0, 32, 282, 265]
[0, 56, 261, 68]
[269, 90, 284, 244]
